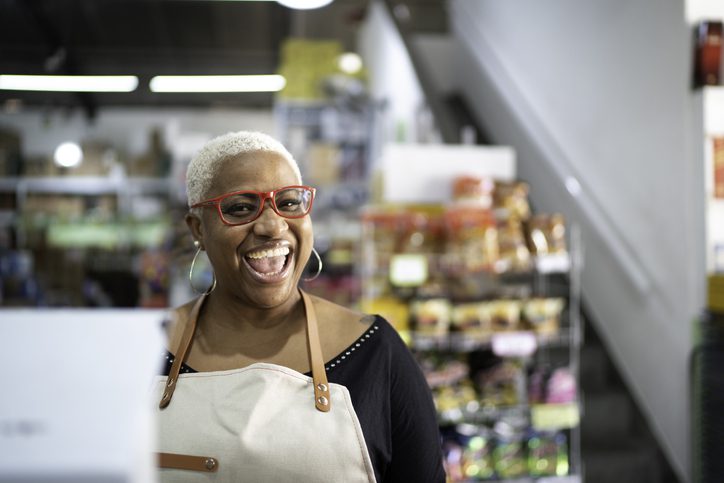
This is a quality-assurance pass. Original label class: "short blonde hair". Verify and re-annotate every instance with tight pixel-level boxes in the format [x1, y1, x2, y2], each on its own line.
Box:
[186, 131, 302, 209]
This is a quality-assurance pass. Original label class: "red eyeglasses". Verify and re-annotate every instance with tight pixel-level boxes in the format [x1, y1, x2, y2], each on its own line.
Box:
[191, 185, 316, 226]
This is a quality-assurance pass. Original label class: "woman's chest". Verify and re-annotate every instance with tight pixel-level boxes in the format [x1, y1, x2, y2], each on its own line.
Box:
[154, 364, 377, 483]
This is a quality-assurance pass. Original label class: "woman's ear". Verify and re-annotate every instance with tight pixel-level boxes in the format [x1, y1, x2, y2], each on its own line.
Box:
[185, 212, 204, 247]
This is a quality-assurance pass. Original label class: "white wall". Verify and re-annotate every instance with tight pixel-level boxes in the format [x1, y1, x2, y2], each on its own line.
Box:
[450, 0, 700, 480]
[357, 0, 426, 144]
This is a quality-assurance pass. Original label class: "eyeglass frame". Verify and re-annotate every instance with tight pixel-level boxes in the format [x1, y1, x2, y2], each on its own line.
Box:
[190, 185, 317, 226]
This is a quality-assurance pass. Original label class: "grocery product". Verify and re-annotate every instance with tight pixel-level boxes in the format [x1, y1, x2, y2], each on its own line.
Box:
[409, 298, 451, 336]
[493, 181, 531, 221]
[496, 219, 531, 273]
[527, 213, 567, 256]
[522, 298, 565, 336]
[452, 175, 495, 208]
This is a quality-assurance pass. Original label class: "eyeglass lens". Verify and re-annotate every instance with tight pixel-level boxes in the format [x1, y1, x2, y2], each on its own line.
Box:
[219, 187, 313, 224]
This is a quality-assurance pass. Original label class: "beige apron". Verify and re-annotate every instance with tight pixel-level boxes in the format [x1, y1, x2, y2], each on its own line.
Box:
[153, 290, 377, 483]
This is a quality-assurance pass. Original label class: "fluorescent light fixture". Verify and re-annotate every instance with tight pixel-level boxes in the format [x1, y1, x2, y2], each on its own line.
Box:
[54, 142, 83, 168]
[276, 0, 333, 9]
[337, 53, 363, 75]
[0, 75, 138, 92]
[150, 74, 286, 93]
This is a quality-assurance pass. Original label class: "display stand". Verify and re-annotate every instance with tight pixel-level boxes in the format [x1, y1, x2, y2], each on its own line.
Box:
[357, 143, 582, 482]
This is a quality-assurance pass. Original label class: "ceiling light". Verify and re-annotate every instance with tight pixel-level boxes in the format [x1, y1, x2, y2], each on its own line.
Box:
[276, 0, 334, 10]
[149, 75, 286, 93]
[565, 176, 582, 197]
[337, 53, 363, 75]
[0, 75, 138, 92]
[54, 142, 83, 168]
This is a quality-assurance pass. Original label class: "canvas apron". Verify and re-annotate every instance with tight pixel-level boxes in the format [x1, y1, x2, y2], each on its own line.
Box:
[153, 290, 377, 483]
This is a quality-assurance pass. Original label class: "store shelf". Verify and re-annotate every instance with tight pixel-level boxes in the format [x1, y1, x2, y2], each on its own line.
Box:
[455, 477, 580, 483]
[411, 330, 573, 353]
[0, 176, 172, 195]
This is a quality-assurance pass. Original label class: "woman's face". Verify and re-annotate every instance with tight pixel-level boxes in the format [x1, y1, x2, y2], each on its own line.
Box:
[187, 150, 313, 309]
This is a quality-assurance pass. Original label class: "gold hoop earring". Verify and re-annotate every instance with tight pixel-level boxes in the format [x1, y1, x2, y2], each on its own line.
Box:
[189, 246, 216, 295]
[303, 247, 323, 282]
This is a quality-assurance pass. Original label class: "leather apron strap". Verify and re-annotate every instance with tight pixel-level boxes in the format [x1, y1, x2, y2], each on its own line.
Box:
[159, 289, 331, 412]
[300, 289, 331, 412]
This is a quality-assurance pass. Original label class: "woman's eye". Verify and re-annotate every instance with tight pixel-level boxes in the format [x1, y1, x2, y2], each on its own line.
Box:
[278, 198, 302, 210]
[223, 203, 255, 215]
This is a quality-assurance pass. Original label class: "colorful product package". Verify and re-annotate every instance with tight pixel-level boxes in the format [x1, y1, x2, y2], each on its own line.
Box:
[451, 302, 492, 340]
[522, 298, 565, 336]
[409, 298, 451, 336]
[496, 219, 531, 273]
[528, 431, 569, 477]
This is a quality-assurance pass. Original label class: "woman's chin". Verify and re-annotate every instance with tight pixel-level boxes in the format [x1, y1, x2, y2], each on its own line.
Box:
[233, 259, 301, 308]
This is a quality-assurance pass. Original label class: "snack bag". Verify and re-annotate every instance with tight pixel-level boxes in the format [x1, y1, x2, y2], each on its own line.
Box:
[493, 437, 527, 479]
[486, 299, 522, 332]
[444, 206, 498, 273]
[527, 213, 567, 256]
[461, 431, 495, 480]
[409, 298, 451, 336]
[451, 302, 492, 339]
[496, 219, 531, 273]
[494, 181, 531, 221]
[528, 431, 569, 477]
[452, 175, 495, 208]
[522, 298, 565, 336]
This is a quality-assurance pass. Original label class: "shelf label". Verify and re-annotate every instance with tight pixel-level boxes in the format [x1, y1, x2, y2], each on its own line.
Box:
[538, 477, 581, 483]
[531, 403, 580, 430]
[535, 253, 571, 273]
[491, 331, 537, 357]
[389, 254, 428, 287]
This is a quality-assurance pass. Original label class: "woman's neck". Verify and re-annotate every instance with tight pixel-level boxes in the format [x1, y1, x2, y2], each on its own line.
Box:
[197, 288, 306, 349]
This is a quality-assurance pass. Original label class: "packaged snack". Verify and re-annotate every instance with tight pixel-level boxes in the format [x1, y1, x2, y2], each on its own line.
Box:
[451, 302, 492, 339]
[434, 381, 477, 422]
[493, 437, 527, 479]
[496, 220, 531, 273]
[360, 208, 404, 270]
[546, 368, 577, 404]
[528, 431, 569, 477]
[486, 299, 522, 332]
[420, 355, 469, 388]
[452, 175, 495, 208]
[522, 298, 565, 336]
[494, 181, 531, 221]
[443, 207, 498, 273]
[461, 429, 495, 480]
[527, 213, 567, 256]
[475, 359, 526, 407]
[409, 298, 451, 336]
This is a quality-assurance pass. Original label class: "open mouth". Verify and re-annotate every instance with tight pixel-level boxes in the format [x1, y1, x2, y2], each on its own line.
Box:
[242, 245, 293, 283]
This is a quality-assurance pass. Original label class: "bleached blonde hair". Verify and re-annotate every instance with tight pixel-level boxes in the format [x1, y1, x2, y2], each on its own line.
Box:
[186, 131, 302, 210]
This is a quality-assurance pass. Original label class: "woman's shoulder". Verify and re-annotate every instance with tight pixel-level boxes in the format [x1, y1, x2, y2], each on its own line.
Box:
[308, 294, 379, 359]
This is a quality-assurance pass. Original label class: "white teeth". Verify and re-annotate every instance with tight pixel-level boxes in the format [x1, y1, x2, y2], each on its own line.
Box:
[246, 246, 290, 259]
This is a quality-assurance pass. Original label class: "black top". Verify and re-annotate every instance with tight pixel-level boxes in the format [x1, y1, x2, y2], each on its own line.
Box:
[162, 316, 445, 483]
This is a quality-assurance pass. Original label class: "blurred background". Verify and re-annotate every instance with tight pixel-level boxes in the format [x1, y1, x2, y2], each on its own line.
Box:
[1, 0, 724, 482]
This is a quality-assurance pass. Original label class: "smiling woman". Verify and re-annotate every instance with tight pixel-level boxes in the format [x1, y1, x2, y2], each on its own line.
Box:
[154, 131, 445, 483]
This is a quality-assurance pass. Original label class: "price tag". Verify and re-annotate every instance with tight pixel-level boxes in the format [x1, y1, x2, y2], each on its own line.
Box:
[389, 254, 428, 287]
[535, 253, 571, 273]
[531, 403, 580, 430]
[538, 477, 581, 483]
[491, 331, 537, 357]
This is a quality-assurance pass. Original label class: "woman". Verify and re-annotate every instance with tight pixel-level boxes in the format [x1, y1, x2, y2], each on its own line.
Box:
[154, 131, 445, 482]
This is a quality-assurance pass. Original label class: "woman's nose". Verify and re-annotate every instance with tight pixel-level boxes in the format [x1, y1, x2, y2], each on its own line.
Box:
[252, 200, 288, 236]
